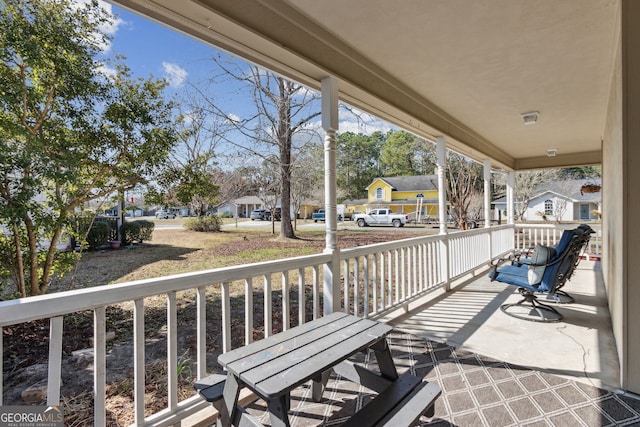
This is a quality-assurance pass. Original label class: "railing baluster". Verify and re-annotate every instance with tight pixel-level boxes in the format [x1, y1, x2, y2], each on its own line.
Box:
[380, 251, 386, 310]
[196, 287, 206, 379]
[353, 257, 360, 317]
[387, 250, 393, 305]
[400, 248, 406, 301]
[372, 253, 378, 314]
[282, 271, 290, 331]
[298, 268, 305, 325]
[394, 249, 399, 303]
[245, 278, 253, 344]
[94, 307, 106, 427]
[343, 259, 350, 314]
[134, 298, 145, 426]
[167, 291, 178, 410]
[363, 255, 369, 318]
[264, 274, 273, 338]
[47, 316, 63, 407]
[221, 282, 231, 352]
[312, 266, 319, 320]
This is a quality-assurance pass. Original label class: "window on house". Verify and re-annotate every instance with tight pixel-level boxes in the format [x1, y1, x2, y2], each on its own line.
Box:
[375, 187, 384, 199]
[544, 199, 553, 215]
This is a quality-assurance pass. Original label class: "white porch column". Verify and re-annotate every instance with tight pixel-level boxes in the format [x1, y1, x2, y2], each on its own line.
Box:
[321, 76, 340, 314]
[507, 171, 515, 224]
[436, 136, 448, 235]
[484, 159, 492, 228]
[436, 136, 450, 291]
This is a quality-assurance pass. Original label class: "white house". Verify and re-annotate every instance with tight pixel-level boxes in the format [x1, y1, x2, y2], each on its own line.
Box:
[493, 179, 602, 222]
[217, 195, 264, 218]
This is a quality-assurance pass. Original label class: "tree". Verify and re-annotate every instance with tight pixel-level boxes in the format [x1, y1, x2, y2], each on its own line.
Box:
[200, 58, 321, 238]
[445, 152, 483, 230]
[147, 91, 225, 216]
[336, 131, 382, 200]
[0, 0, 177, 297]
[290, 144, 323, 228]
[513, 170, 560, 221]
[379, 130, 436, 176]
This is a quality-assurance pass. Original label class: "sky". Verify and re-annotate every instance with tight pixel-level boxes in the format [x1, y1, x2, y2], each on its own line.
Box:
[96, 1, 395, 144]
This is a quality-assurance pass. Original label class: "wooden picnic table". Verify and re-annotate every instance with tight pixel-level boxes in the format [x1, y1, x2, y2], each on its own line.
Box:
[200, 312, 440, 427]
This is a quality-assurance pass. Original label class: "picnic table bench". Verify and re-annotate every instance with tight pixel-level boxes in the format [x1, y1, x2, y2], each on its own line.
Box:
[194, 312, 441, 426]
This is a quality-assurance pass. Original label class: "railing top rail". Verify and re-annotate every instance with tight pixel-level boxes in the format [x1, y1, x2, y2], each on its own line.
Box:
[340, 233, 445, 258]
[0, 252, 332, 327]
[514, 223, 600, 231]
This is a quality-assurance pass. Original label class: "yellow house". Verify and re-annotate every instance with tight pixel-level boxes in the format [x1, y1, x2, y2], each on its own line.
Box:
[364, 175, 440, 219]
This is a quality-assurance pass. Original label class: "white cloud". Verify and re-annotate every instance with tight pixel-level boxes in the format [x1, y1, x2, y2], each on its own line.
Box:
[162, 62, 188, 88]
[96, 62, 117, 79]
[227, 113, 241, 123]
[337, 106, 397, 135]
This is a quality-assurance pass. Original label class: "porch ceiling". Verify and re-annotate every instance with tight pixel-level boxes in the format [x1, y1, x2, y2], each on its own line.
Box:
[111, 0, 618, 171]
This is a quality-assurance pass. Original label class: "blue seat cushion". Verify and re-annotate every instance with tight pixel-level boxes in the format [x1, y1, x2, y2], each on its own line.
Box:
[489, 264, 540, 293]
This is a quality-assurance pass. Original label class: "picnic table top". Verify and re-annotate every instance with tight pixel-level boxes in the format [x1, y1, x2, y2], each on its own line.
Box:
[217, 312, 393, 399]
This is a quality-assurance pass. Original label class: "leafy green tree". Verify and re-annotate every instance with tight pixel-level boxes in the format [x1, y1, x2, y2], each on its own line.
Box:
[336, 131, 382, 200]
[379, 130, 436, 176]
[171, 154, 219, 217]
[0, 0, 177, 297]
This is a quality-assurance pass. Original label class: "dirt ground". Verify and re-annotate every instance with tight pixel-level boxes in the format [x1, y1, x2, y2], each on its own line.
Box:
[2, 226, 423, 425]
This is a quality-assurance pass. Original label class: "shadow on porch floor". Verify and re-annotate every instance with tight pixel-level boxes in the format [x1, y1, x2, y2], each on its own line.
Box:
[195, 261, 640, 426]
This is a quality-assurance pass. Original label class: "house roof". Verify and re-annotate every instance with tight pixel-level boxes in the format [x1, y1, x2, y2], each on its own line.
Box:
[233, 195, 264, 204]
[492, 179, 602, 204]
[366, 175, 438, 192]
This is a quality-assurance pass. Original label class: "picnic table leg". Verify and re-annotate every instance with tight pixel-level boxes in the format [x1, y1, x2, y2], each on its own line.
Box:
[311, 369, 332, 402]
[267, 394, 291, 427]
[370, 338, 398, 380]
[215, 373, 240, 427]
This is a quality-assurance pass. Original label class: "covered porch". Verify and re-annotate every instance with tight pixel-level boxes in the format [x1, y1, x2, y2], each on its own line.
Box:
[1, 224, 625, 426]
[3, 0, 640, 425]
[244, 267, 628, 427]
[189, 257, 625, 426]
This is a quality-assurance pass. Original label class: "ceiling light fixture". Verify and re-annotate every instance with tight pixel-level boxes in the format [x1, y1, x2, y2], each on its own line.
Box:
[521, 111, 540, 125]
[546, 148, 557, 157]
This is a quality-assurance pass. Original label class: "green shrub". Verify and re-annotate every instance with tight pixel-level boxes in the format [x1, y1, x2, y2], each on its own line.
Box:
[120, 220, 155, 245]
[120, 221, 141, 246]
[136, 220, 155, 242]
[184, 216, 223, 232]
[86, 221, 111, 250]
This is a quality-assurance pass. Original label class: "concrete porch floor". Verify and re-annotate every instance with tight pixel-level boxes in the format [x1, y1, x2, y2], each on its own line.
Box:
[195, 260, 640, 426]
[390, 260, 621, 392]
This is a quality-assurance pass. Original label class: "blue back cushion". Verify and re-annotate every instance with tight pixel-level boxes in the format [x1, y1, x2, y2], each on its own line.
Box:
[555, 229, 576, 255]
[539, 234, 578, 292]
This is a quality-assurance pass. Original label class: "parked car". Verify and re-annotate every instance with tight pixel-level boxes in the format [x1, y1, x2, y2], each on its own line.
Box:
[250, 209, 268, 220]
[352, 209, 409, 228]
[312, 209, 325, 222]
[156, 209, 176, 219]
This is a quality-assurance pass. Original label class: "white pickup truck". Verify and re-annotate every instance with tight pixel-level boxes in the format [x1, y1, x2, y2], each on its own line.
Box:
[353, 209, 410, 228]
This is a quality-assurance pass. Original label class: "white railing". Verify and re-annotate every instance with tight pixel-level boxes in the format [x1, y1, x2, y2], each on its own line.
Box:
[0, 225, 515, 426]
[514, 223, 602, 259]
